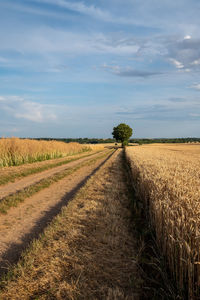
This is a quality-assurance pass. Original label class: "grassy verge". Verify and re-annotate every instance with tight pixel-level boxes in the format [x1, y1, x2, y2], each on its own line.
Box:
[0, 149, 139, 300]
[0, 150, 104, 186]
[123, 149, 180, 300]
[0, 150, 114, 214]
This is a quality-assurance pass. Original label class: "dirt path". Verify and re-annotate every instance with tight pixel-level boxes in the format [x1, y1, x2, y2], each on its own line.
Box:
[0, 150, 97, 182]
[0, 149, 109, 200]
[0, 150, 114, 274]
[0, 148, 141, 299]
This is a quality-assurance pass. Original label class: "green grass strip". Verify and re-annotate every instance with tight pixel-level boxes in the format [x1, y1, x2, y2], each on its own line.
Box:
[0, 150, 114, 214]
[0, 150, 104, 186]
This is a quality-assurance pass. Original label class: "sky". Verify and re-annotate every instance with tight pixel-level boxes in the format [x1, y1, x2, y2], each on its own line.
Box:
[0, 0, 200, 138]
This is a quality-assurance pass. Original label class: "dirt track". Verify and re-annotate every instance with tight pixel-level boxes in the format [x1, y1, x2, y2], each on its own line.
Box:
[0, 149, 115, 273]
[0, 148, 143, 300]
[0, 149, 109, 200]
[0, 150, 98, 184]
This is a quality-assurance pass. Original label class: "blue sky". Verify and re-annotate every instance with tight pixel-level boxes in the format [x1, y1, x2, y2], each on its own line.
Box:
[0, 0, 200, 138]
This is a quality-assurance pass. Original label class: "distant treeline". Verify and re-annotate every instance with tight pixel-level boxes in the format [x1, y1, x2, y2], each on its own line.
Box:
[32, 137, 200, 144]
[130, 137, 200, 145]
[34, 138, 115, 144]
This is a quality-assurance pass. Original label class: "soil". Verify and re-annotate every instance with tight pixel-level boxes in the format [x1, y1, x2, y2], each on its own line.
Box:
[0, 150, 96, 181]
[0, 149, 109, 200]
[0, 148, 142, 300]
[0, 151, 114, 273]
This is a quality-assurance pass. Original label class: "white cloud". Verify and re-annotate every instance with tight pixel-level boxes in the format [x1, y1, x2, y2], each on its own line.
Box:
[191, 58, 200, 65]
[184, 35, 192, 40]
[1, 2, 71, 21]
[190, 83, 200, 90]
[3, 0, 200, 34]
[102, 63, 119, 72]
[102, 63, 161, 78]
[169, 58, 184, 69]
[2, 0, 143, 27]
[167, 36, 200, 71]
[34, 0, 112, 22]
[0, 96, 57, 123]
[0, 27, 141, 57]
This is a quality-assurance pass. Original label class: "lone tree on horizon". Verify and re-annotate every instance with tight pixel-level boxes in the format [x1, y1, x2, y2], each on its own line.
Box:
[112, 123, 133, 147]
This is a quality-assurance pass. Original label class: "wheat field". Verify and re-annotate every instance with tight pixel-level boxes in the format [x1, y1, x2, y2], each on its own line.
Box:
[0, 138, 91, 167]
[126, 144, 200, 299]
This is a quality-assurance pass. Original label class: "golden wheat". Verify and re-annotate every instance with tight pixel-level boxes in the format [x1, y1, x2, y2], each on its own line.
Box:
[126, 144, 200, 299]
[0, 138, 90, 167]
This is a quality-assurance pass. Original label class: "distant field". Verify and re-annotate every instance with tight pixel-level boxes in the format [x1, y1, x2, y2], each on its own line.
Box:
[86, 143, 117, 149]
[0, 138, 92, 167]
[126, 143, 200, 298]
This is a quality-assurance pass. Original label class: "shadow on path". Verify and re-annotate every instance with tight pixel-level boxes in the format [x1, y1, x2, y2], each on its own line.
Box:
[0, 150, 116, 276]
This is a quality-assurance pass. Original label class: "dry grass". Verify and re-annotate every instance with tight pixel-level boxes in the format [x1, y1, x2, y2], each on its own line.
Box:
[0, 150, 139, 299]
[126, 144, 200, 299]
[0, 149, 103, 186]
[0, 150, 113, 214]
[85, 143, 118, 150]
[0, 138, 90, 167]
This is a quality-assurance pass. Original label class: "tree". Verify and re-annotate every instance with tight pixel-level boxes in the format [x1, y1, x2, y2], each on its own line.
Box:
[112, 123, 133, 147]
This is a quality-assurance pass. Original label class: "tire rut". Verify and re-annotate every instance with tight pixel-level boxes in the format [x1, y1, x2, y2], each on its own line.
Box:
[0, 149, 109, 201]
[0, 149, 117, 275]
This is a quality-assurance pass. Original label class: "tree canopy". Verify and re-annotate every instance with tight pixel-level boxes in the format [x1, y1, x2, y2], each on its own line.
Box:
[112, 123, 133, 146]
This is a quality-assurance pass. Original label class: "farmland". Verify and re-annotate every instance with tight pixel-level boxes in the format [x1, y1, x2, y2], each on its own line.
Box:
[0, 140, 200, 299]
[0, 139, 143, 299]
[0, 138, 91, 167]
[126, 144, 200, 299]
